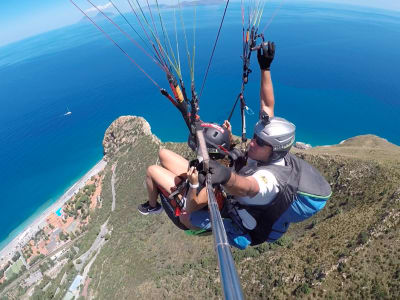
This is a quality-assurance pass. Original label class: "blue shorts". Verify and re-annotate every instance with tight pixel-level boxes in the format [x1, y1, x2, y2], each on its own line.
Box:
[190, 209, 252, 250]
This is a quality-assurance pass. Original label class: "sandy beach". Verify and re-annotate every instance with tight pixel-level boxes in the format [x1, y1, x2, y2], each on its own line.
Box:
[0, 160, 107, 263]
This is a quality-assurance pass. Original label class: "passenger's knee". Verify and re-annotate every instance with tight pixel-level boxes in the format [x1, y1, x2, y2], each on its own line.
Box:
[158, 148, 167, 161]
[146, 165, 157, 177]
[159, 148, 172, 166]
[159, 148, 170, 158]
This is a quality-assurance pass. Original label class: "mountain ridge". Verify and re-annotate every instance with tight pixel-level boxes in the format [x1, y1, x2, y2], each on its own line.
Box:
[79, 11, 116, 24]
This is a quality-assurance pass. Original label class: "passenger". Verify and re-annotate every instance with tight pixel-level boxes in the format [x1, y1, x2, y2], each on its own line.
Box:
[137, 122, 232, 230]
[190, 41, 332, 249]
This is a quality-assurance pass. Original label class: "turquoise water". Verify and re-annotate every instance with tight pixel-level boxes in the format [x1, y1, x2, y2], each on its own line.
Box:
[0, 1, 399, 249]
[56, 208, 63, 217]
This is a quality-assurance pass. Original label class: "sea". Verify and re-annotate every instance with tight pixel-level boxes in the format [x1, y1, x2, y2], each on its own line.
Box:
[0, 1, 399, 250]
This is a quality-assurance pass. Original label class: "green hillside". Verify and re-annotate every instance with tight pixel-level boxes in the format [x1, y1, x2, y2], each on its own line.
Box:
[84, 117, 400, 299]
[4, 116, 398, 300]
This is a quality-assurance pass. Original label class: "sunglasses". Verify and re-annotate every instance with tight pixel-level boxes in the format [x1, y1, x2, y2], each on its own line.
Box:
[253, 134, 270, 147]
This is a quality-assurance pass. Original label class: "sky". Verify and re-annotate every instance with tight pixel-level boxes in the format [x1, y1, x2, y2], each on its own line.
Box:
[0, 0, 399, 47]
[0, 0, 79, 47]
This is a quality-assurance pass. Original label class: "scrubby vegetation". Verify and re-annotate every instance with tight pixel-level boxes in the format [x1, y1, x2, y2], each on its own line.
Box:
[63, 183, 96, 221]
[3, 118, 399, 300]
[80, 121, 400, 299]
[31, 260, 78, 300]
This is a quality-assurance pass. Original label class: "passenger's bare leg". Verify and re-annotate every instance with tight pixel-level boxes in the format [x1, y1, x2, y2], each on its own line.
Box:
[158, 148, 189, 176]
[145, 167, 160, 207]
[146, 165, 183, 207]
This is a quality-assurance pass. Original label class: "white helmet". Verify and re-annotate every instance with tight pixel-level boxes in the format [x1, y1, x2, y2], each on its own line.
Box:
[253, 112, 296, 162]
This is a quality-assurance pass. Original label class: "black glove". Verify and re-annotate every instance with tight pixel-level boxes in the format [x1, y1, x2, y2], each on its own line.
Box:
[257, 41, 275, 71]
[209, 160, 232, 185]
[198, 160, 232, 186]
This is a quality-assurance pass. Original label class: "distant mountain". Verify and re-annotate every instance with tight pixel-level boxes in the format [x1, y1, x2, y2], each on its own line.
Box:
[78, 11, 116, 24]
[149, 0, 225, 9]
[77, 1, 224, 25]
[168, 0, 225, 8]
[182, 0, 225, 6]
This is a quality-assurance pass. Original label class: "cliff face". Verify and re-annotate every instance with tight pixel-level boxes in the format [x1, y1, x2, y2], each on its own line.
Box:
[102, 116, 160, 162]
[85, 116, 400, 299]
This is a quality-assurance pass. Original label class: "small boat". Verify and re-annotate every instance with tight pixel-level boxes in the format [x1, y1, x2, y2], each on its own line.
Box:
[64, 107, 72, 116]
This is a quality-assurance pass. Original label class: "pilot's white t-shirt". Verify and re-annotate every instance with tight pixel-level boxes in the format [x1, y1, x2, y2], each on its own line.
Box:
[236, 158, 284, 205]
[234, 158, 284, 230]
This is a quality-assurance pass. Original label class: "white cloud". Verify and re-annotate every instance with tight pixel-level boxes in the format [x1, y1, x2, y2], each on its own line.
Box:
[85, 2, 112, 13]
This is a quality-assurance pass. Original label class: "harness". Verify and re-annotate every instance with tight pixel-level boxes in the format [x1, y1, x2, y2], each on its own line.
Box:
[159, 177, 226, 231]
[226, 153, 332, 246]
[158, 179, 190, 231]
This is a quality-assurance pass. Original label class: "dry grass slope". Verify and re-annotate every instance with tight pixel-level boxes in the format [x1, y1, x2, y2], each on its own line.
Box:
[85, 121, 400, 300]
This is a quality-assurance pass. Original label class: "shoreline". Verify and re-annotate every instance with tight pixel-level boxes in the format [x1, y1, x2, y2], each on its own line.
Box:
[0, 159, 107, 264]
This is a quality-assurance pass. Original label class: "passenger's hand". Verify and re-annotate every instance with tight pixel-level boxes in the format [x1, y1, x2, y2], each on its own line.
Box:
[223, 120, 232, 133]
[257, 41, 275, 71]
[223, 120, 233, 141]
[187, 166, 199, 185]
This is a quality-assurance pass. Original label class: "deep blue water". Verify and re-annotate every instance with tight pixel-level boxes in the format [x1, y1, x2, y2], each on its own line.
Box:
[0, 1, 399, 249]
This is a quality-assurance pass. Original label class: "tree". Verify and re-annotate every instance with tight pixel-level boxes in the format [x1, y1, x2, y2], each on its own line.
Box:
[45, 288, 56, 299]
[40, 262, 49, 273]
[75, 200, 83, 211]
[293, 283, 311, 296]
[5, 272, 18, 283]
[357, 231, 369, 245]
[59, 232, 68, 241]
[12, 252, 21, 262]
[81, 194, 90, 205]
[31, 288, 45, 300]
[69, 232, 76, 240]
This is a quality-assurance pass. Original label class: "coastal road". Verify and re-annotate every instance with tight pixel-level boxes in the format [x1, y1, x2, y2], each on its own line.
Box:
[111, 163, 117, 212]
[74, 220, 109, 272]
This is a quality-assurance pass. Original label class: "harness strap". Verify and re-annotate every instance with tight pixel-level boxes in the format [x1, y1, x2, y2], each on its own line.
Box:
[168, 178, 189, 210]
[222, 198, 248, 233]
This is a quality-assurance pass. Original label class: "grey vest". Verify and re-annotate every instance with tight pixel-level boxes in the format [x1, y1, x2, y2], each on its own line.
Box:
[235, 153, 331, 246]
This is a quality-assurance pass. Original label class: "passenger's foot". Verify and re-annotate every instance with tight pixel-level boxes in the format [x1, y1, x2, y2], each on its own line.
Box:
[137, 201, 163, 215]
